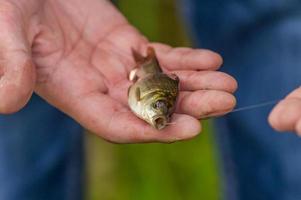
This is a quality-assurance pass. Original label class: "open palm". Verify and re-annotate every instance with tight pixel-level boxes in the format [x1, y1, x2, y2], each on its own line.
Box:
[0, 0, 237, 143]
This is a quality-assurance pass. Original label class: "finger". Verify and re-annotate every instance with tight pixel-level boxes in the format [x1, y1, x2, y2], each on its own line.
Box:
[151, 43, 223, 71]
[104, 112, 201, 144]
[286, 86, 301, 99]
[149, 114, 201, 143]
[176, 90, 236, 118]
[295, 118, 301, 136]
[0, 3, 35, 114]
[268, 98, 301, 132]
[56, 92, 201, 143]
[174, 70, 237, 92]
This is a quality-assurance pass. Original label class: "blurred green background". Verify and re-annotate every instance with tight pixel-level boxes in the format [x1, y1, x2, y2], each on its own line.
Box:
[85, 1, 221, 199]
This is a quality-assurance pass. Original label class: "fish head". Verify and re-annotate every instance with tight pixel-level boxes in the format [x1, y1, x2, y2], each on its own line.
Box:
[142, 96, 173, 130]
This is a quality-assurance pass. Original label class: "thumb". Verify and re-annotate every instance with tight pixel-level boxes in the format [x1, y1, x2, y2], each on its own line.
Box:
[0, 3, 36, 114]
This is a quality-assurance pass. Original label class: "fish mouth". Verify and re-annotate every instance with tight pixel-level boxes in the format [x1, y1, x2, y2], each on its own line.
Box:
[152, 116, 167, 130]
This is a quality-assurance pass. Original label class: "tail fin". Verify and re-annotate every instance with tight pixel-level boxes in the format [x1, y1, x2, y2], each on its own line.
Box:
[132, 48, 146, 64]
[131, 47, 162, 74]
[145, 46, 156, 61]
[132, 47, 157, 64]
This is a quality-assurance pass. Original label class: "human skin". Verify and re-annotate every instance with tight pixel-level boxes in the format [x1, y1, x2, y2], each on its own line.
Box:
[0, 0, 237, 143]
[269, 87, 301, 136]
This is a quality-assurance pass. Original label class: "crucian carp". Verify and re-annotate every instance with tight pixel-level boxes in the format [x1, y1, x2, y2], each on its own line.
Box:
[127, 47, 179, 130]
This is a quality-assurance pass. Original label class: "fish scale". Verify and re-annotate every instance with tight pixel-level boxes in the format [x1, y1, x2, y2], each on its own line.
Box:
[138, 74, 178, 99]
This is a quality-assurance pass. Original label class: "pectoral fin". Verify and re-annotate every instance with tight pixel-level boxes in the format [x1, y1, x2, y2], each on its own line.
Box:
[129, 68, 138, 82]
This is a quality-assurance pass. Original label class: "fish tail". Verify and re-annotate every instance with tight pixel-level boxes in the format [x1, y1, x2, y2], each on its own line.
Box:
[145, 46, 156, 61]
[132, 48, 146, 64]
[132, 47, 157, 63]
[131, 47, 162, 75]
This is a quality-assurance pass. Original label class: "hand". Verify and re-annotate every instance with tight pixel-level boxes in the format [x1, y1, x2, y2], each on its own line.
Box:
[269, 87, 301, 136]
[0, 0, 237, 143]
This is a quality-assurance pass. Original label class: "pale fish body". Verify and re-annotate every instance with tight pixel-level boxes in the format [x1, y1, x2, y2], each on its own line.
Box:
[128, 47, 179, 130]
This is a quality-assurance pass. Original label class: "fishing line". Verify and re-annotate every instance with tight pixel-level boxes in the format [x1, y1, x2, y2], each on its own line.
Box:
[230, 99, 281, 113]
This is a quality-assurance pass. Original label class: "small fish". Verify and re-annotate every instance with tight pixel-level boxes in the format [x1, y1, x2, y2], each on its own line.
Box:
[128, 47, 179, 130]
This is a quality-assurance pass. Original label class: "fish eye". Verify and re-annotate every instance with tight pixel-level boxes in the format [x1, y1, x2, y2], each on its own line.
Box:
[153, 100, 166, 110]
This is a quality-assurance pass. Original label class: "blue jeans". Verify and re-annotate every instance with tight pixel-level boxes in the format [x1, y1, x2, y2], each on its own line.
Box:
[0, 95, 83, 200]
[180, 1, 301, 200]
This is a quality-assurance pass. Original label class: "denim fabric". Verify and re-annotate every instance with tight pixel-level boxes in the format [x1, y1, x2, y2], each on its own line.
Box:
[179, 1, 301, 200]
[0, 94, 83, 200]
